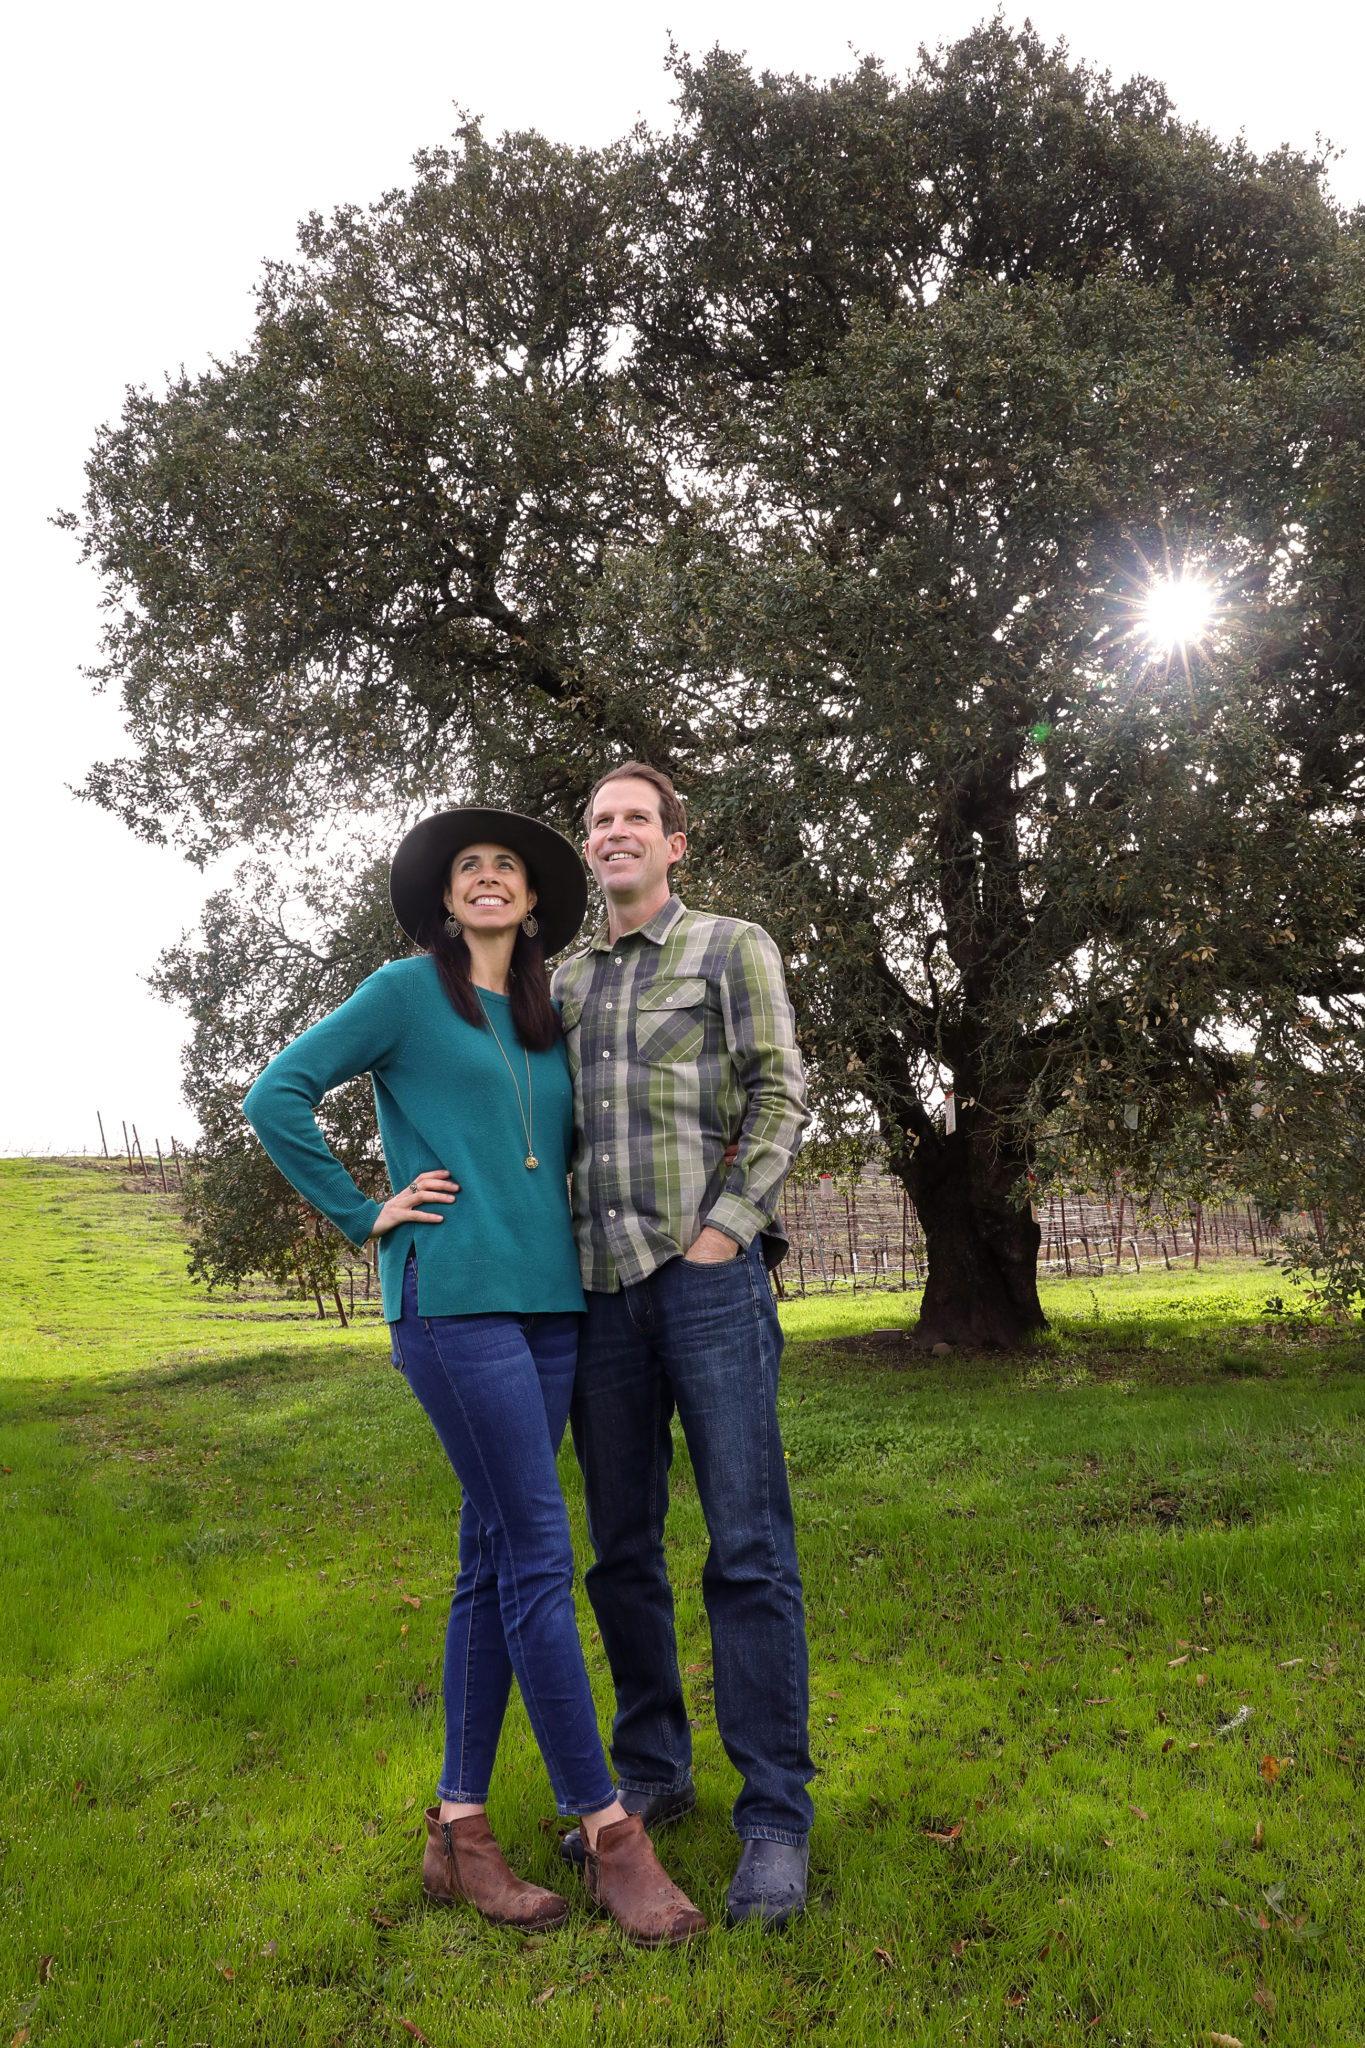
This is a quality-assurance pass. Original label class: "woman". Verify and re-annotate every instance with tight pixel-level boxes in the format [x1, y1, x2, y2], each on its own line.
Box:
[243, 807, 706, 1946]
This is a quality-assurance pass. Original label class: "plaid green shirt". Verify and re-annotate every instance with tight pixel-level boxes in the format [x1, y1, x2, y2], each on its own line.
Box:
[551, 895, 809, 1292]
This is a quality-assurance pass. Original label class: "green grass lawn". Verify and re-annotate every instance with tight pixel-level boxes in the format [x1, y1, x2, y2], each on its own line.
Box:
[2, 1158, 1364, 2047]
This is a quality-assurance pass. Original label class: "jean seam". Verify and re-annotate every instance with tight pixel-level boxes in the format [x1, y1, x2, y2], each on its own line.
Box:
[455, 1519, 490, 1805]
[648, 1365, 682, 1780]
[755, 1257, 803, 1797]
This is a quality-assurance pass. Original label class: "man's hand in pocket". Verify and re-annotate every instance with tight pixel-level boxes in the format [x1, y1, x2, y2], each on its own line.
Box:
[684, 1226, 740, 1264]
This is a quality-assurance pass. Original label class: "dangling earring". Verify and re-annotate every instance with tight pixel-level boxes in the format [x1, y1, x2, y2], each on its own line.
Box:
[444, 913, 463, 938]
[521, 913, 539, 938]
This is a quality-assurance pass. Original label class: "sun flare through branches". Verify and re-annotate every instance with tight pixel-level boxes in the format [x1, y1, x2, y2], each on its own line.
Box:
[1141, 574, 1214, 654]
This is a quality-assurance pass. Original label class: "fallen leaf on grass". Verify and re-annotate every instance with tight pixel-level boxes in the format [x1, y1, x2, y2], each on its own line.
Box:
[13, 2030, 30, 2046]
[1084, 1697, 1114, 1706]
[1128, 1804, 1149, 1820]
[400, 1624, 409, 1638]
[1204, 2035, 1242, 2047]
[1260, 1756, 1282, 1785]
[70, 1781, 83, 1803]
[532, 1987, 556, 2008]
[1162, 1738, 1176, 1754]
[1195, 1674, 1208, 1688]
[1253, 1983, 1276, 2017]
[1100, 1837, 1114, 1849]
[872, 1947, 892, 1968]
[1253, 1820, 1264, 1850]
[36, 1959, 52, 1986]
[401, 1594, 421, 1610]
[370, 1910, 395, 1928]
[220, 1599, 231, 1612]
[1006, 1990, 1027, 2008]
[1168, 1654, 1189, 1667]
[400, 2022, 429, 2043]
[949, 1938, 969, 1959]
[685, 1662, 709, 1675]
[215, 1960, 236, 1980]
[375, 1749, 387, 1766]
[1277, 1657, 1303, 1669]
[924, 1824, 962, 1843]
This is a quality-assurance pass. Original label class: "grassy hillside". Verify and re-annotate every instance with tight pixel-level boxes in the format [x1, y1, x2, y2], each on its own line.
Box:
[2, 1158, 1363, 2046]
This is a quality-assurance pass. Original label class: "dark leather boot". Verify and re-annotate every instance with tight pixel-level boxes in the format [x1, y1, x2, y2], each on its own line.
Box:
[582, 1812, 707, 1947]
[422, 1807, 569, 1928]
[725, 1838, 808, 1928]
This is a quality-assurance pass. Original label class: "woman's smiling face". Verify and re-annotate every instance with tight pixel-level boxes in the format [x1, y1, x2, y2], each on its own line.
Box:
[443, 842, 536, 936]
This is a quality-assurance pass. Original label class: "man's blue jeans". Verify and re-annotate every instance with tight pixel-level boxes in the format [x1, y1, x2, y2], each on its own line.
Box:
[571, 1236, 814, 1844]
[390, 1258, 615, 1817]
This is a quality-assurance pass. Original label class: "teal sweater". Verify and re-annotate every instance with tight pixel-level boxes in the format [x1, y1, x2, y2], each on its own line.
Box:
[242, 957, 585, 1322]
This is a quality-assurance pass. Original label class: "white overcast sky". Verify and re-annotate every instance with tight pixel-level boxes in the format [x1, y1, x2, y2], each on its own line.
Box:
[3, 0, 1362, 1155]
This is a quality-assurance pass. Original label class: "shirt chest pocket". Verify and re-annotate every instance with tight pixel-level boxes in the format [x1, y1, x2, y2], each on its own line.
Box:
[634, 978, 710, 1065]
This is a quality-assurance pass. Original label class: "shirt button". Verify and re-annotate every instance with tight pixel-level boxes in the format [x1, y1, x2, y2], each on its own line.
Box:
[614, 957, 623, 966]
[601, 1099, 609, 1107]
[606, 1002, 613, 1010]
[607, 1208, 617, 1218]
[602, 1050, 611, 1060]
[601, 1152, 610, 1162]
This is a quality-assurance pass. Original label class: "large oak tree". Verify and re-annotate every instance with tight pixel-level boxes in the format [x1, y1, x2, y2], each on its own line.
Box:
[73, 25, 1365, 1342]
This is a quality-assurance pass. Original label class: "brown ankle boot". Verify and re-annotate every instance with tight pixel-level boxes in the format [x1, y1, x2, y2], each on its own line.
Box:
[582, 1812, 708, 1947]
[422, 1807, 569, 1928]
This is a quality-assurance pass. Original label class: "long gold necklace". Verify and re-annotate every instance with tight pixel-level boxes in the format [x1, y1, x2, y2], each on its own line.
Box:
[475, 990, 538, 1169]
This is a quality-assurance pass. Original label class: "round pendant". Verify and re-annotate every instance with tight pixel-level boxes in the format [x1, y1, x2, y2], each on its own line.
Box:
[525, 1154, 539, 1170]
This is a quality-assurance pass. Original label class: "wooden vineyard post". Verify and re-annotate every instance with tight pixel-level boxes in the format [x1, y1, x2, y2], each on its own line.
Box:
[132, 1125, 149, 1178]
[1112, 1174, 1124, 1262]
[154, 1140, 169, 1193]
[96, 1111, 109, 1159]
[808, 1188, 831, 1291]
[1059, 1192, 1072, 1277]
[122, 1120, 134, 1173]
[900, 1190, 908, 1292]
[1192, 1203, 1203, 1270]
[170, 1136, 185, 1188]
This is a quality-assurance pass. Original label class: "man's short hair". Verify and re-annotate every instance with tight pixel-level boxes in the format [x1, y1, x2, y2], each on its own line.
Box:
[584, 761, 687, 840]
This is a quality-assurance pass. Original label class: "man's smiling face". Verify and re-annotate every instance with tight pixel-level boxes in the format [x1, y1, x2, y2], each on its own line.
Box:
[585, 775, 687, 916]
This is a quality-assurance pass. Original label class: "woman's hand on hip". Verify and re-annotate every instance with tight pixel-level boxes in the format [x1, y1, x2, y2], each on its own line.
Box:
[369, 1170, 460, 1239]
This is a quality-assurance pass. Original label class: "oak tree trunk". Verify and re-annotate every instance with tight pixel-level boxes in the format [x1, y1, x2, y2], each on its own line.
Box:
[901, 1130, 1046, 1350]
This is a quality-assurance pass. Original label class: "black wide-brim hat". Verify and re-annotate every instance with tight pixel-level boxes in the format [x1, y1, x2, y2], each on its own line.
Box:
[389, 808, 589, 958]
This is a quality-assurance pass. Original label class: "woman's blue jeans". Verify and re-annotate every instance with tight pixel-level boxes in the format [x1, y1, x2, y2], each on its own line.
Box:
[389, 1258, 615, 1816]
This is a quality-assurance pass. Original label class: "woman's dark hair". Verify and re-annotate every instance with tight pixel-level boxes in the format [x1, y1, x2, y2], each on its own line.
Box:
[421, 904, 560, 1053]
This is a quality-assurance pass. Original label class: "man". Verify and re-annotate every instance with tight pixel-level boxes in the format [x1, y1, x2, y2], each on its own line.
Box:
[551, 761, 814, 1928]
